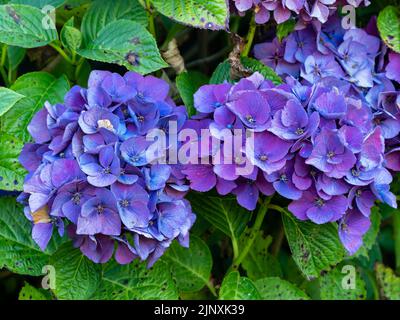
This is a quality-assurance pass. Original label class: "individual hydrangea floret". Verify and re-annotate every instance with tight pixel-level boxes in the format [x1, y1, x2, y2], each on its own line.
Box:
[18, 70, 196, 267]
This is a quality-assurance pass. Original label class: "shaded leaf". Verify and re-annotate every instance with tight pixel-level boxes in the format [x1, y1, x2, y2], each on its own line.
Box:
[188, 193, 252, 246]
[219, 271, 261, 300]
[209, 58, 282, 85]
[0, 197, 64, 276]
[164, 236, 212, 292]
[0, 131, 26, 191]
[255, 277, 310, 300]
[78, 20, 167, 74]
[175, 71, 208, 117]
[60, 17, 82, 51]
[9, 0, 66, 8]
[319, 264, 367, 300]
[376, 263, 400, 300]
[6, 45, 26, 71]
[0, 87, 24, 116]
[240, 230, 282, 280]
[0, 72, 70, 142]
[19, 282, 52, 300]
[81, 0, 147, 45]
[276, 19, 296, 42]
[91, 259, 179, 300]
[0, 4, 58, 48]
[377, 5, 400, 53]
[282, 211, 345, 279]
[50, 242, 102, 300]
[152, 0, 229, 30]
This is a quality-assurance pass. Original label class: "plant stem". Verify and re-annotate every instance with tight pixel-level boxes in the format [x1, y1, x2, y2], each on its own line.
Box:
[271, 224, 284, 257]
[205, 280, 217, 297]
[146, 0, 156, 39]
[0, 45, 9, 86]
[241, 15, 256, 57]
[49, 42, 74, 65]
[267, 203, 289, 215]
[231, 196, 271, 270]
[1, 44, 7, 67]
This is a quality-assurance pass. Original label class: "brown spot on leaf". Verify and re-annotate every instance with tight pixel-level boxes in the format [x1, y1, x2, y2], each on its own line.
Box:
[125, 51, 139, 66]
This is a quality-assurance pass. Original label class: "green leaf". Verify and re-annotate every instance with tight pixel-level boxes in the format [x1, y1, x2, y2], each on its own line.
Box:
[175, 71, 208, 117]
[152, 0, 229, 30]
[0, 72, 70, 142]
[282, 211, 345, 279]
[377, 5, 400, 53]
[81, 0, 147, 45]
[56, 0, 91, 26]
[19, 282, 52, 300]
[255, 277, 310, 300]
[6, 45, 26, 71]
[240, 57, 282, 85]
[240, 231, 282, 280]
[319, 264, 367, 300]
[163, 236, 212, 292]
[0, 131, 26, 191]
[78, 20, 167, 74]
[0, 87, 24, 116]
[276, 19, 296, 42]
[219, 272, 261, 300]
[376, 263, 400, 300]
[0, 4, 58, 48]
[354, 207, 381, 258]
[209, 60, 230, 84]
[91, 259, 179, 300]
[61, 17, 82, 51]
[50, 242, 102, 300]
[9, 0, 66, 8]
[0, 197, 64, 276]
[188, 193, 252, 246]
[209, 58, 282, 85]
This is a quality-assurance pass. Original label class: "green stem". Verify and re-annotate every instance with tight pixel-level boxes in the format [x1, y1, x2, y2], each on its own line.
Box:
[241, 15, 256, 57]
[231, 196, 271, 270]
[267, 203, 289, 215]
[74, 57, 85, 82]
[205, 281, 217, 298]
[0, 45, 9, 86]
[49, 42, 74, 65]
[394, 210, 400, 272]
[0, 66, 9, 86]
[1, 44, 7, 67]
[146, 0, 156, 39]
[271, 224, 284, 257]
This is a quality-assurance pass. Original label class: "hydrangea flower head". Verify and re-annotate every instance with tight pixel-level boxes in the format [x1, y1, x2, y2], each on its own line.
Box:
[19, 70, 196, 267]
[185, 65, 398, 255]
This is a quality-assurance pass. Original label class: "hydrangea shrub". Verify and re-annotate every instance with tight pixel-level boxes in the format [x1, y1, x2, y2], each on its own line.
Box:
[0, 0, 399, 301]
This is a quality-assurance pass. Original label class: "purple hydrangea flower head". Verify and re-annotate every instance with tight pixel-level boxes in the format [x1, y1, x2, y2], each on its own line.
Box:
[19, 70, 196, 266]
[186, 54, 397, 256]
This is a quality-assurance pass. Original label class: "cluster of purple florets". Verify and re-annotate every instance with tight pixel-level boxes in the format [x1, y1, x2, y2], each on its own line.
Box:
[231, 0, 369, 26]
[185, 58, 398, 254]
[18, 70, 195, 266]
